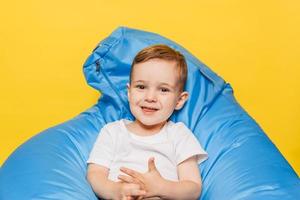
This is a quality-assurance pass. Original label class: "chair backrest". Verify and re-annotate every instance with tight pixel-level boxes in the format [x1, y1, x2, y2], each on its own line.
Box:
[83, 26, 226, 126]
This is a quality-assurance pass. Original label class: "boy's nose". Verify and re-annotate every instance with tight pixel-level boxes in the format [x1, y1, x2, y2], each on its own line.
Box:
[145, 90, 157, 102]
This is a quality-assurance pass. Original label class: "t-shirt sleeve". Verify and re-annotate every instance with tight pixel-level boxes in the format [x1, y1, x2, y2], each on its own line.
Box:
[87, 125, 114, 168]
[174, 123, 208, 165]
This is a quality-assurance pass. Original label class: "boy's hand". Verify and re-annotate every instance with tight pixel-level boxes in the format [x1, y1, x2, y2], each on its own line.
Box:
[116, 181, 146, 200]
[119, 157, 165, 198]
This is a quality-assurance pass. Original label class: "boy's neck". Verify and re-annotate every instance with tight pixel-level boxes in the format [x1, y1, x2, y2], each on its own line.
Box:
[126, 120, 167, 136]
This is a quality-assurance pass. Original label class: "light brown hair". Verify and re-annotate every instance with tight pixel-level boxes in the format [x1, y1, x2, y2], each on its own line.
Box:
[130, 44, 188, 92]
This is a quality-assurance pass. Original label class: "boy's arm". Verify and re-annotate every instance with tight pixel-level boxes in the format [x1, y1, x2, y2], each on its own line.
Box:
[87, 163, 146, 200]
[159, 156, 202, 199]
[119, 156, 202, 200]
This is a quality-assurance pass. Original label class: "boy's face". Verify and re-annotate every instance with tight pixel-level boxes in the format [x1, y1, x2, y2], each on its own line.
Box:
[127, 58, 188, 127]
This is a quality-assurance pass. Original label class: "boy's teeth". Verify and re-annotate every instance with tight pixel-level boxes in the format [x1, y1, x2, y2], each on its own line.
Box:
[142, 106, 157, 110]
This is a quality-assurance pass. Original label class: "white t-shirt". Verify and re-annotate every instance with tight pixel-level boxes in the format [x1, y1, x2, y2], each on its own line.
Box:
[87, 119, 208, 181]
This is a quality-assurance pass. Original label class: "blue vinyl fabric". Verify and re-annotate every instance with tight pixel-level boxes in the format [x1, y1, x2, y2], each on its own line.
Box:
[0, 26, 299, 200]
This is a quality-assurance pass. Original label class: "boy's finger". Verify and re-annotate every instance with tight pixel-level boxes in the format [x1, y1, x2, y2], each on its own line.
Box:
[118, 175, 134, 183]
[120, 167, 141, 178]
[148, 157, 157, 171]
[119, 175, 146, 190]
[137, 196, 144, 200]
[130, 189, 146, 197]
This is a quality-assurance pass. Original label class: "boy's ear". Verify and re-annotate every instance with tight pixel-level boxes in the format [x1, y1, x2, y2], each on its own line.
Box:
[175, 91, 189, 110]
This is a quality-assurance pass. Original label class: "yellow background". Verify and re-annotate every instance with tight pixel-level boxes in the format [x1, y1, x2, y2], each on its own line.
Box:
[1, 1, 299, 175]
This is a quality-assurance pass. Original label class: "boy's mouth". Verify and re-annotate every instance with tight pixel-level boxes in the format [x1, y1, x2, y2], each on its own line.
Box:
[141, 106, 159, 112]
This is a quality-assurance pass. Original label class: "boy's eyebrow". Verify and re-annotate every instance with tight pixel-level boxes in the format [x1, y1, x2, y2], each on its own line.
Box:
[158, 82, 175, 88]
[133, 80, 145, 83]
[132, 80, 177, 89]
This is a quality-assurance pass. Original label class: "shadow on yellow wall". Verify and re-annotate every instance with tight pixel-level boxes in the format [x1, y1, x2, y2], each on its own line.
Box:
[0, 1, 299, 175]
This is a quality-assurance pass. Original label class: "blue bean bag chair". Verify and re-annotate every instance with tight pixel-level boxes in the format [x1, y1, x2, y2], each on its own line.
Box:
[0, 27, 299, 200]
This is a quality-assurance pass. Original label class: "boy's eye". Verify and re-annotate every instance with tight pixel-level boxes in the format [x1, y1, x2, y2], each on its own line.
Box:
[136, 85, 145, 89]
[160, 88, 170, 92]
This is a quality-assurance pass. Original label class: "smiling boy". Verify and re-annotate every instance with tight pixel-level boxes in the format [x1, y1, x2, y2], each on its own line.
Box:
[87, 44, 208, 200]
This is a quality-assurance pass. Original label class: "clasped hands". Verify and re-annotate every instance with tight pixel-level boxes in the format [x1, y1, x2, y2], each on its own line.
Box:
[118, 157, 164, 200]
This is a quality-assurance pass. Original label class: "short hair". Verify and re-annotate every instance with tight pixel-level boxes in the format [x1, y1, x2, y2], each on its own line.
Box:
[130, 44, 188, 92]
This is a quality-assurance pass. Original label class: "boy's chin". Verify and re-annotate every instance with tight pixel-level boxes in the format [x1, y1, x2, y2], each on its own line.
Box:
[138, 119, 167, 127]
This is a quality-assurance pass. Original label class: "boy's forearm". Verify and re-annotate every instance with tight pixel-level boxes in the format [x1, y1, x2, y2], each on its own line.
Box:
[87, 171, 120, 199]
[158, 180, 201, 200]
